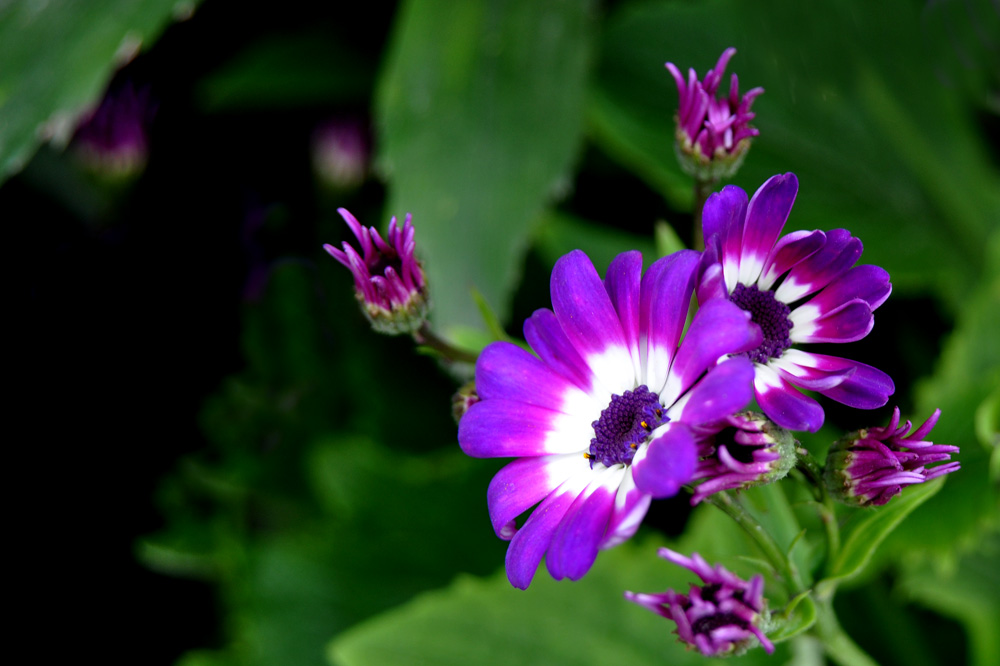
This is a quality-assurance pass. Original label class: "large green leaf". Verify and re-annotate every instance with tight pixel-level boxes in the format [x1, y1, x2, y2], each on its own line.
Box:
[590, 0, 1000, 306]
[328, 535, 786, 666]
[0, 0, 198, 181]
[376, 0, 594, 334]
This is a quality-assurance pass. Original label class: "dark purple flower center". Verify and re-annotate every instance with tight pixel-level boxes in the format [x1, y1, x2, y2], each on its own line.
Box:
[691, 612, 749, 635]
[589, 385, 665, 468]
[729, 283, 793, 364]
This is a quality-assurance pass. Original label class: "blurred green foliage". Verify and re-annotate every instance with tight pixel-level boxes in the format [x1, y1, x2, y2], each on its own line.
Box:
[6, 0, 998, 664]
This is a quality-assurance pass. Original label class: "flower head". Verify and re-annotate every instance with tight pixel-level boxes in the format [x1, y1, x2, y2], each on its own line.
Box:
[72, 82, 156, 178]
[698, 173, 895, 432]
[626, 548, 774, 657]
[666, 48, 763, 181]
[825, 407, 959, 507]
[323, 208, 428, 334]
[691, 411, 797, 505]
[458, 250, 763, 588]
[311, 118, 369, 190]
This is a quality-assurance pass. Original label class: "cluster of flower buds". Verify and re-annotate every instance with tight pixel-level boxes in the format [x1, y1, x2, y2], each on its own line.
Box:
[666, 48, 763, 181]
[323, 208, 429, 335]
[627, 548, 774, 657]
[824, 407, 959, 507]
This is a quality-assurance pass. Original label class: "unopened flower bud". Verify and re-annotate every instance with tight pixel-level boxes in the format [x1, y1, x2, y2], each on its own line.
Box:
[71, 82, 156, 179]
[324, 208, 429, 335]
[451, 381, 479, 423]
[824, 407, 959, 507]
[691, 411, 796, 505]
[626, 548, 774, 657]
[665, 48, 763, 181]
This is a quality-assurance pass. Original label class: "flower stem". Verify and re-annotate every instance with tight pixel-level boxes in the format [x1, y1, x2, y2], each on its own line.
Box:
[795, 448, 841, 574]
[703, 491, 804, 594]
[692, 177, 717, 251]
[412, 323, 479, 364]
[814, 596, 880, 666]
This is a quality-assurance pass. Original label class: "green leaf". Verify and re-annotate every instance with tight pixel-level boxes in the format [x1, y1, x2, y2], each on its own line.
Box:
[328, 536, 787, 666]
[0, 0, 199, 181]
[376, 0, 594, 335]
[768, 592, 817, 644]
[820, 478, 944, 592]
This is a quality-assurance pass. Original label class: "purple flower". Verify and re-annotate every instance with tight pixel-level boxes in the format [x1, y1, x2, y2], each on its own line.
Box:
[458, 250, 762, 589]
[626, 548, 774, 656]
[72, 82, 156, 177]
[666, 48, 763, 180]
[824, 407, 959, 507]
[323, 208, 428, 334]
[698, 172, 895, 432]
[691, 411, 797, 505]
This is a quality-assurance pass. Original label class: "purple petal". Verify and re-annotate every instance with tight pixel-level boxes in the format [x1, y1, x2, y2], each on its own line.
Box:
[458, 399, 592, 458]
[475, 341, 600, 416]
[604, 251, 644, 380]
[524, 309, 596, 395]
[632, 424, 697, 498]
[738, 173, 798, 286]
[669, 357, 756, 425]
[789, 298, 874, 344]
[696, 250, 729, 303]
[701, 185, 748, 291]
[770, 349, 856, 391]
[660, 300, 761, 407]
[810, 354, 895, 409]
[601, 471, 653, 548]
[640, 250, 701, 391]
[806, 264, 892, 313]
[775, 229, 862, 303]
[758, 229, 826, 291]
[487, 454, 584, 539]
[504, 479, 585, 589]
[546, 475, 618, 581]
[754, 364, 825, 432]
[551, 250, 634, 393]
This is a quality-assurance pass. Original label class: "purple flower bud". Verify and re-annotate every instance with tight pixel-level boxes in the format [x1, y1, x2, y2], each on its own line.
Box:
[324, 208, 429, 335]
[310, 118, 369, 190]
[665, 48, 763, 181]
[824, 407, 959, 507]
[71, 82, 156, 178]
[626, 548, 774, 657]
[690, 411, 797, 505]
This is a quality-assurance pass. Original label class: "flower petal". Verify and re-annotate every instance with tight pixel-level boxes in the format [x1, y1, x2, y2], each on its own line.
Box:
[738, 173, 798, 286]
[805, 264, 892, 313]
[789, 298, 874, 343]
[669, 357, 756, 425]
[775, 229, 862, 303]
[769, 348, 856, 391]
[458, 399, 592, 458]
[601, 470, 653, 548]
[640, 250, 701, 392]
[523, 309, 597, 397]
[546, 469, 620, 581]
[660, 299, 761, 407]
[810, 354, 894, 409]
[487, 454, 584, 539]
[754, 363, 825, 432]
[758, 229, 826, 291]
[504, 474, 589, 589]
[632, 424, 697, 498]
[701, 185, 748, 292]
[550, 250, 635, 394]
[475, 341, 601, 418]
[604, 251, 644, 382]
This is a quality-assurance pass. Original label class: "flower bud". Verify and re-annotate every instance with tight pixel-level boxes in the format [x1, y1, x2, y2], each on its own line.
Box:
[691, 411, 796, 505]
[626, 548, 774, 657]
[665, 48, 763, 182]
[324, 208, 429, 335]
[824, 407, 959, 507]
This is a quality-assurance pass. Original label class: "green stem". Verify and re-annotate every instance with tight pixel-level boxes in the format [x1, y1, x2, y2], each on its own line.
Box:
[814, 596, 879, 666]
[703, 491, 804, 594]
[795, 449, 841, 574]
[412, 323, 479, 364]
[692, 177, 716, 251]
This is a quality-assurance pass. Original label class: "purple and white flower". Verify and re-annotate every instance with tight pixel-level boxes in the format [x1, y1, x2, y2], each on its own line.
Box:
[666, 47, 763, 180]
[698, 172, 895, 432]
[626, 548, 774, 656]
[458, 249, 762, 589]
[323, 208, 428, 335]
[825, 407, 959, 507]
